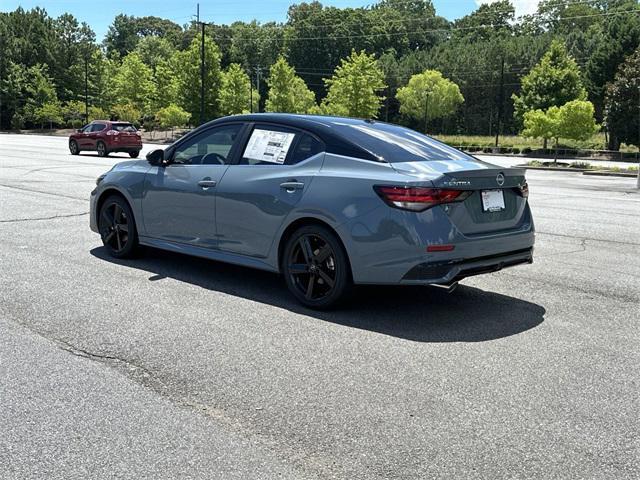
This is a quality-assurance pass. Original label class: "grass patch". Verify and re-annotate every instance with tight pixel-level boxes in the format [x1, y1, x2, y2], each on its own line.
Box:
[434, 133, 639, 153]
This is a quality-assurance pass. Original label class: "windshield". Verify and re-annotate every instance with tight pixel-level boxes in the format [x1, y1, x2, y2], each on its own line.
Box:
[111, 123, 137, 132]
[332, 121, 474, 163]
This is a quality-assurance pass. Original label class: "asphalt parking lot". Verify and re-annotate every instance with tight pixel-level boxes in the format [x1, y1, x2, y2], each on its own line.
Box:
[1, 133, 639, 479]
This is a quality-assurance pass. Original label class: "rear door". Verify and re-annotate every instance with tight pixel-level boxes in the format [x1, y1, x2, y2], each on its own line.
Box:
[214, 124, 324, 257]
[142, 123, 245, 248]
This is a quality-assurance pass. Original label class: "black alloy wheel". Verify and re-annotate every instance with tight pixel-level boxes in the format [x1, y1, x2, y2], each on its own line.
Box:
[97, 141, 108, 157]
[69, 140, 79, 155]
[283, 226, 350, 309]
[98, 195, 138, 258]
[129, 150, 140, 158]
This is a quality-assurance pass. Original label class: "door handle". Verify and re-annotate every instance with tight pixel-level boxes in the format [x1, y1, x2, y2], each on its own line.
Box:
[280, 181, 305, 191]
[198, 180, 217, 188]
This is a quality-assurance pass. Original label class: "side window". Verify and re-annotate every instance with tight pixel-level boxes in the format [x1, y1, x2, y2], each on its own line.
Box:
[82, 124, 93, 133]
[92, 123, 106, 132]
[173, 124, 242, 165]
[288, 134, 323, 165]
[240, 127, 297, 166]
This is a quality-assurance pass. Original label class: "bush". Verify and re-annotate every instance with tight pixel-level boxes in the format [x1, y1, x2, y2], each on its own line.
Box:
[522, 147, 532, 154]
[482, 147, 492, 153]
[10, 113, 25, 130]
[570, 161, 590, 169]
[512, 147, 521, 154]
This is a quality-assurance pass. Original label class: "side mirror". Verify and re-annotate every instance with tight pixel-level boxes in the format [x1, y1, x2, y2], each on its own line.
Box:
[146, 149, 166, 166]
[76, 129, 83, 133]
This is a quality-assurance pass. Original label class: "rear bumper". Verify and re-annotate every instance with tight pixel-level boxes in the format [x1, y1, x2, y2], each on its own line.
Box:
[106, 145, 141, 152]
[338, 201, 535, 285]
[400, 247, 533, 285]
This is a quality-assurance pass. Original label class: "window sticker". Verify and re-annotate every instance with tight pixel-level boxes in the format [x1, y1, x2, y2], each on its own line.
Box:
[243, 129, 296, 164]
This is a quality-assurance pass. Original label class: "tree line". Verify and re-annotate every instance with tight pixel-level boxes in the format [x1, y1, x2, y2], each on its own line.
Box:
[0, 0, 638, 150]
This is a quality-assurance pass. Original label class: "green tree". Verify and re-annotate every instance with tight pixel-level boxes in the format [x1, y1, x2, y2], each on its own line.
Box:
[111, 103, 141, 124]
[113, 52, 155, 115]
[265, 56, 317, 114]
[34, 101, 63, 129]
[62, 100, 86, 127]
[134, 36, 176, 72]
[104, 14, 182, 57]
[88, 105, 109, 122]
[396, 70, 463, 132]
[584, 2, 640, 130]
[512, 40, 587, 128]
[173, 36, 223, 124]
[156, 103, 191, 139]
[321, 50, 386, 118]
[523, 100, 598, 161]
[151, 58, 179, 112]
[605, 48, 640, 150]
[522, 108, 558, 148]
[219, 63, 258, 115]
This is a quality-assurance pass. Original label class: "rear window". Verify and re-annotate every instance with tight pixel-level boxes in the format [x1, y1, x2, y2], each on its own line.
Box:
[111, 123, 137, 132]
[332, 121, 474, 163]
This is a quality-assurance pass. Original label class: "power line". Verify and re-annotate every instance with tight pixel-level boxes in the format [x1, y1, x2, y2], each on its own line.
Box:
[208, 8, 637, 43]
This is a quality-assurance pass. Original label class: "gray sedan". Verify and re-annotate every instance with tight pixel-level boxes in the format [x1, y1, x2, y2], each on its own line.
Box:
[90, 114, 534, 308]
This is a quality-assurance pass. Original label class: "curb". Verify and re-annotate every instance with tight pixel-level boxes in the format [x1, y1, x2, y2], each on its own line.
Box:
[515, 165, 589, 172]
[582, 171, 638, 178]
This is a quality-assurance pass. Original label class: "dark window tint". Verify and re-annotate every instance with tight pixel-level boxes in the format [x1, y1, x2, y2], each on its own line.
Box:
[111, 123, 136, 132]
[91, 123, 106, 132]
[333, 121, 475, 163]
[288, 134, 323, 165]
[173, 124, 242, 165]
[81, 124, 92, 133]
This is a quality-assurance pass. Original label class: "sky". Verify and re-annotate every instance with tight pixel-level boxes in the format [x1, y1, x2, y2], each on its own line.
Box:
[2, 1, 541, 41]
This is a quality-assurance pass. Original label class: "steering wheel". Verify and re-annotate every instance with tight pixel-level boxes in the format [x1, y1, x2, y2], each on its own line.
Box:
[200, 152, 226, 165]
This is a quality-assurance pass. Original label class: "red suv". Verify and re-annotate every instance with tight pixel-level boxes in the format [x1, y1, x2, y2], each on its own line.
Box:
[69, 120, 142, 158]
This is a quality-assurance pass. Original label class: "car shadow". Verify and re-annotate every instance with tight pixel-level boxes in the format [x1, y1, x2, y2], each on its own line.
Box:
[90, 246, 545, 343]
[78, 153, 135, 158]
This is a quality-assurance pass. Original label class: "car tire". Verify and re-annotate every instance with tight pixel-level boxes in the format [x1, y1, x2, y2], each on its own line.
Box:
[69, 140, 80, 155]
[282, 225, 351, 309]
[129, 150, 140, 158]
[97, 141, 108, 157]
[98, 195, 138, 258]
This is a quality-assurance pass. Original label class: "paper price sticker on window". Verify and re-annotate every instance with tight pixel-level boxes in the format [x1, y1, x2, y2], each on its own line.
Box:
[243, 129, 296, 164]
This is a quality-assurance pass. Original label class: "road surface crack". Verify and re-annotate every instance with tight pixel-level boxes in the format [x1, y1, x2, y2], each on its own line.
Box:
[0, 212, 89, 223]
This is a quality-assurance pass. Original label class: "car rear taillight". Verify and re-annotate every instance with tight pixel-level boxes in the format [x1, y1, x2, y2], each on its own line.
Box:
[374, 185, 471, 212]
[516, 182, 529, 198]
[106, 130, 119, 136]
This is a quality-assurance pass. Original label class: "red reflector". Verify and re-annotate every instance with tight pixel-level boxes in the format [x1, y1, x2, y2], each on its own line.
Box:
[427, 245, 455, 252]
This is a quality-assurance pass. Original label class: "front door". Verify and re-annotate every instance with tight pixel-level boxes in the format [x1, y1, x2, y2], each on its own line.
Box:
[141, 123, 245, 248]
[87, 122, 106, 150]
[215, 124, 324, 257]
[77, 123, 94, 149]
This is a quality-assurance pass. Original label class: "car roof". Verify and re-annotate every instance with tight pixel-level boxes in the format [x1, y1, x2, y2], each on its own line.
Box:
[194, 113, 478, 164]
[206, 113, 389, 162]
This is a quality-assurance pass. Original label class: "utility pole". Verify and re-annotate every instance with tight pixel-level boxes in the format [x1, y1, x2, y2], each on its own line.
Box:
[495, 56, 505, 148]
[636, 85, 639, 189]
[255, 67, 261, 113]
[385, 86, 389, 122]
[250, 75, 253, 113]
[200, 19, 205, 125]
[84, 54, 89, 123]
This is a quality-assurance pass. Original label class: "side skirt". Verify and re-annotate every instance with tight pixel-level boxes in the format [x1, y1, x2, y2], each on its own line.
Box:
[138, 236, 279, 274]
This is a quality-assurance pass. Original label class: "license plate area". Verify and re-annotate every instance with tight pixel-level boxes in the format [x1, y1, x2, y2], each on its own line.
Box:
[481, 189, 505, 212]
